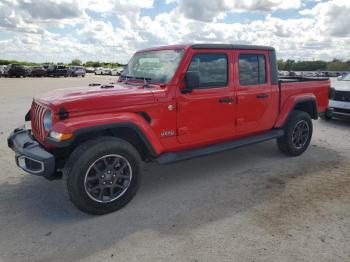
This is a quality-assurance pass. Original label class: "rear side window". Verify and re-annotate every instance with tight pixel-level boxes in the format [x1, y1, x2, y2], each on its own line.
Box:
[188, 53, 228, 88]
[239, 54, 267, 85]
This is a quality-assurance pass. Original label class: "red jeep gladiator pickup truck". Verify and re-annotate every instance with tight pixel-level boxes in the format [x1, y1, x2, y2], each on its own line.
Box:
[8, 44, 331, 214]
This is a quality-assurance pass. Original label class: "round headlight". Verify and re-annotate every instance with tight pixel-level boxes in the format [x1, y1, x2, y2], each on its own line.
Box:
[43, 110, 52, 131]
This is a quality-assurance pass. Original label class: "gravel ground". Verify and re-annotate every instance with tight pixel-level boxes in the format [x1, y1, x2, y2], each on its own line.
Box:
[0, 75, 349, 262]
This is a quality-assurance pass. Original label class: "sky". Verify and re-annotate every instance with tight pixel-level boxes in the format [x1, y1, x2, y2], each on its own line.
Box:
[0, 0, 349, 64]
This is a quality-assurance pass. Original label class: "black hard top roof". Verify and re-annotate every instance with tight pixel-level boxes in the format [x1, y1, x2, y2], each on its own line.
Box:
[191, 44, 275, 51]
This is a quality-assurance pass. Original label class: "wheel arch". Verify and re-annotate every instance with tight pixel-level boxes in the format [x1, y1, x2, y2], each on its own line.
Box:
[73, 123, 158, 161]
[293, 99, 318, 119]
[48, 121, 162, 166]
[275, 95, 318, 128]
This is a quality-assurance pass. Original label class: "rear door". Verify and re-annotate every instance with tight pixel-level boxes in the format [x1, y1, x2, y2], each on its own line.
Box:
[235, 50, 276, 134]
[177, 50, 235, 144]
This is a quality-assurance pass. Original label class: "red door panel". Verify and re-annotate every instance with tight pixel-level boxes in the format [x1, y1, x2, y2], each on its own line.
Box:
[177, 50, 235, 144]
[234, 50, 278, 135]
[177, 88, 235, 144]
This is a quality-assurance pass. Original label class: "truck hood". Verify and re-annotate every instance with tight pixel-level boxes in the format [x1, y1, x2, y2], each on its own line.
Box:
[332, 80, 350, 91]
[36, 82, 155, 114]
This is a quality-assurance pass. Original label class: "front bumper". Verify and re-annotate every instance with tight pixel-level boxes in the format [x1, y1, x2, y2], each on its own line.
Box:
[7, 128, 56, 180]
[328, 100, 350, 118]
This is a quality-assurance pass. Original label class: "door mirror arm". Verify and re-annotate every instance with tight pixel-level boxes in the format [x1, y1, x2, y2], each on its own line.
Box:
[181, 87, 193, 94]
[181, 71, 200, 94]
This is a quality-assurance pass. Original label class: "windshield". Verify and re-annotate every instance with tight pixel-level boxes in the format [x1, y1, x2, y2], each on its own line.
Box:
[342, 74, 350, 81]
[121, 49, 184, 83]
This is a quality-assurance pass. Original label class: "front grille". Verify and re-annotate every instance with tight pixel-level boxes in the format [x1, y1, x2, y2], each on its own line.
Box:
[334, 108, 350, 114]
[333, 91, 350, 102]
[31, 101, 47, 140]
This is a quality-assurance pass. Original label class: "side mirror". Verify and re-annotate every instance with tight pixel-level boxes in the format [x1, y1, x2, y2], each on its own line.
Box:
[182, 71, 200, 94]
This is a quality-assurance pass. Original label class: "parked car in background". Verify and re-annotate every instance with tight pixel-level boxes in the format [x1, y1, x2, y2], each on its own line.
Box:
[24, 66, 31, 77]
[95, 68, 111, 75]
[337, 72, 349, 80]
[110, 67, 123, 76]
[289, 71, 303, 77]
[85, 67, 95, 73]
[42, 64, 51, 70]
[303, 71, 318, 77]
[325, 71, 340, 77]
[316, 71, 326, 77]
[68, 66, 86, 77]
[324, 73, 350, 120]
[0, 65, 6, 77]
[47, 65, 68, 77]
[103, 68, 112, 75]
[4, 64, 27, 78]
[94, 68, 103, 75]
[278, 70, 290, 77]
[30, 66, 47, 77]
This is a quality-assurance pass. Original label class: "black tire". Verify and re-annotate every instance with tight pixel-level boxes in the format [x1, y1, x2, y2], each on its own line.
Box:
[63, 137, 141, 215]
[277, 110, 313, 156]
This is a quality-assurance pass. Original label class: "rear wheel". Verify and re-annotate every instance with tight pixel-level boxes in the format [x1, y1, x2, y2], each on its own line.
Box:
[63, 137, 141, 215]
[277, 110, 313, 156]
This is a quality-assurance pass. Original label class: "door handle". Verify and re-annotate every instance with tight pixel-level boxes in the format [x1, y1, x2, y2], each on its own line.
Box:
[219, 97, 234, 103]
[256, 93, 269, 99]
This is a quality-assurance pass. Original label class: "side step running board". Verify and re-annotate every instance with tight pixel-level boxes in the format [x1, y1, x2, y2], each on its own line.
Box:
[156, 129, 284, 165]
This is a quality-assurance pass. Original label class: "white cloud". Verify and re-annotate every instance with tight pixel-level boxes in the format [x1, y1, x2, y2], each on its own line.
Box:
[171, 0, 303, 22]
[301, 0, 350, 37]
[0, 0, 349, 63]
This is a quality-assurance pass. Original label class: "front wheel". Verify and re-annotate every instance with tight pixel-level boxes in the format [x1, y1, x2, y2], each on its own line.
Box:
[277, 110, 313, 156]
[63, 137, 141, 215]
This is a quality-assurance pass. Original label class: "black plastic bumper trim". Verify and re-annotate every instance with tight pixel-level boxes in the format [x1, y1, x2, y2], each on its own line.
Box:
[7, 128, 56, 180]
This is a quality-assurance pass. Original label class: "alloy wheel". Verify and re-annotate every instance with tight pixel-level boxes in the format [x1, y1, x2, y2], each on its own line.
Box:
[84, 154, 132, 203]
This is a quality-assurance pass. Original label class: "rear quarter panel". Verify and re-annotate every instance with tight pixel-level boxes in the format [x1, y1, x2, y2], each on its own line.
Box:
[275, 80, 330, 127]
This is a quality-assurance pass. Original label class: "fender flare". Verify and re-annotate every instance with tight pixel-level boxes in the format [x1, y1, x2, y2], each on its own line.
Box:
[45, 113, 163, 156]
[274, 94, 318, 128]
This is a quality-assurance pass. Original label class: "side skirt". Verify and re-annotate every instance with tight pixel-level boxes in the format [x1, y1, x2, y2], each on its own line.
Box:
[156, 129, 284, 165]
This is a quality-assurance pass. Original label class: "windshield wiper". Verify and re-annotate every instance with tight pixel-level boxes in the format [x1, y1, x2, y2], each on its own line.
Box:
[136, 77, 152, 88]
[121, 75, 132, 84]
[121, 75, 152, 87]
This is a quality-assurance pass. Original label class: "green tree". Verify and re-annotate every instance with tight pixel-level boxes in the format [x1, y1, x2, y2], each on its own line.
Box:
[326, 61, 350, 71]
[84, 61, 101, 68]
[284, 59, 295, 71]
[277, 59, 286, 70]
[291, 61, 327, 71]
[71, 59, 82, 66]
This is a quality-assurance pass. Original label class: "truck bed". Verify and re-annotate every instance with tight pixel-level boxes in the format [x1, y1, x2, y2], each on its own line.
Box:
[278, 77, 330, 118]
[278, 76, 329, 83]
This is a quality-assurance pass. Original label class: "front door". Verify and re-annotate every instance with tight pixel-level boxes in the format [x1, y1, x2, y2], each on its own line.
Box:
[177, 51, 235, 144]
